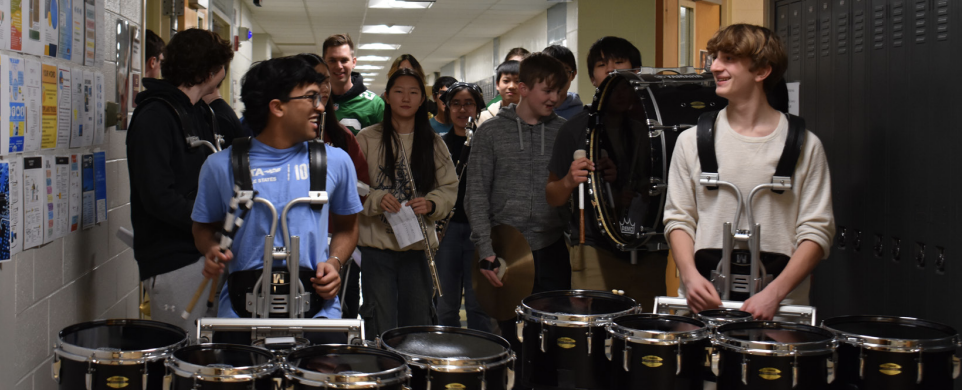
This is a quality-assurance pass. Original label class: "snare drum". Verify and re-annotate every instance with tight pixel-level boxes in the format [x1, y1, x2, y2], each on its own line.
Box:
[516, 290, 638, 389]
[696, 309, 754, 331]
[822, 315, 961, 390]
[52, 319, 188, 390]
[285, 345, 411, 389]
[587, 70, 726, 251]
[165, 344, 277, 389]
[252, 336, 311, 361]
[712, 321, 836, 390]
[607, 314, 709, 389]
[380, 326, 513, 390]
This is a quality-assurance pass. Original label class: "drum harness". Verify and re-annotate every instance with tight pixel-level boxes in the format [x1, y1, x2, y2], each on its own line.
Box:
[696, 110, 806, 300]
[222, 120, 331, 319]
[134, 96, 227, 154]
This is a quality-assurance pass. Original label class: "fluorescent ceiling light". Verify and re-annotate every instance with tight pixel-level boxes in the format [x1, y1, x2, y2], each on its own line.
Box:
[359, 43, 401, 50]
[362, 25, 415, 34]
[355, 65, 385, 70]
[360, 73, 379, 77]
[357, 55, 391, 62]
[369, 0, 434, 9]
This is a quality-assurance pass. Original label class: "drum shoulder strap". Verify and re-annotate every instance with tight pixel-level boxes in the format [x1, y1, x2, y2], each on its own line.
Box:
[771, 114, 807, 194]
[231, 137, 253, 191]
[696, 110, 721, 190]
[134, 96, 196, 140]
[308, 140, 327, 211]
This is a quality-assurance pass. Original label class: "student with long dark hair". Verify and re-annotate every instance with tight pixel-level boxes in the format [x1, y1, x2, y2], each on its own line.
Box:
[355, 69, 458, 338]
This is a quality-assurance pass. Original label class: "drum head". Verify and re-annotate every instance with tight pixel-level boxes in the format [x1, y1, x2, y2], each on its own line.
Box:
[614, 314, 704, 333]
[59, 319, 187, 352]
[287, 345, 407, 375]
[172, 344, 274, 369]
[588, 71, 725, 250]
[716, 321, 835, 356]
[697, 309, 754, 323]
[521, 290, 637, 316]
[381, 326, 510, 361]
[822, 315, 959, 350]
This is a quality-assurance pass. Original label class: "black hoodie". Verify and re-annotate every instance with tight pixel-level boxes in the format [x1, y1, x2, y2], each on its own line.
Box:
[126, 78, 232, 280]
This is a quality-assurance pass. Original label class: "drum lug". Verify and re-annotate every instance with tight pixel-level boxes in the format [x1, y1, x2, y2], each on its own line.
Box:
[605, 337, 613, 361]
[516, 320, 524, 343]
[586, 327, 592, 356]
[676, 344, 683, 376]
[917, 350, 924, 384]
[741, 356, 749, 386]
[86, 359, 96, 390]
[711, 350, 720, 377]
[539, 327, 548, 353]
[827, 352, 837, 384]
[623, 345, 631, 372]
[792, 354, 799, 389]
[162, 374, 172, 390]
[51, 354, 61, 384]
[859, 345, 865, 380]
[953, 355, 960, 379]
[480, 364, 487, 390]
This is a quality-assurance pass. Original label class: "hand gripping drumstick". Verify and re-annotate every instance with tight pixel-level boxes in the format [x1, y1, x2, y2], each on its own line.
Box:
[574, 149, 587, 245]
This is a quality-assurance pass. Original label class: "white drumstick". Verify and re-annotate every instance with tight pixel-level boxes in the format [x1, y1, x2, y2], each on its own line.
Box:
[574, 149, 586, 244]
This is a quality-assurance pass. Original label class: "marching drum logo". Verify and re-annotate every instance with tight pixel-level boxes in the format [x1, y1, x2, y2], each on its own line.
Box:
[445, 384, 466, 389]
[758, 367, 782, 380]
[557, 337, 576, 349]
[105, 376, 129, 388]
[642, 355, 664, 368]
[880, 363, 902, 376]
[619, 217, 636, 235]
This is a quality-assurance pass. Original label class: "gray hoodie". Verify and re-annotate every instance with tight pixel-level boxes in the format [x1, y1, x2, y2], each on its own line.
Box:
[465, 104, 568, 259]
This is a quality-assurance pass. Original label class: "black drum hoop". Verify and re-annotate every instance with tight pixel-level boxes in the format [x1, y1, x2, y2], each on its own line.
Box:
[608, 314, 709, 346]
[379, 325, 514, 371]
[518, 290, 639, 327]
[55, 319, 188, 364]
[715, 321, 836, 357]
[821, 315, 961, 353]
[286, 344, 411, 387]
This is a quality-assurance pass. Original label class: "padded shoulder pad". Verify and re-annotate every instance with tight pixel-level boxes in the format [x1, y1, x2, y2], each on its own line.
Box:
[231, 137, 253, 191]
[308, 140, 328, 211]
[696, 110, 721, 175]
[774, 114, 807, 179]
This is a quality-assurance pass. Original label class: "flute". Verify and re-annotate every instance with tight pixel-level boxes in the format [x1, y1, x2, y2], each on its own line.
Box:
[394, 133, 444, 298]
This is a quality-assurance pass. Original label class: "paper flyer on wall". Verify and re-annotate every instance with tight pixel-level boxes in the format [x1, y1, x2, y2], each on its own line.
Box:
[93, 150, 104, 223]
[7, 156, 20, 255]
[71, 0, 82, 64]
[56, 66, 69, 147]
[0, 0, 10, 51]
[0, 161, 10, 261]
[93, 71, 102, 144]
[81, 69, 92, 146]
[80, 152, 92, 229]
[68, 153, 78, 231]
[58, 0, 71, 60]
[40, 63, 57, 149]
[23, 0, 43, 56]
[83, 0, 94, 66]
[10, 0, 22, 51]
[54, 155, 68, 238]
[0, 54, 8, 155]
[42, 156, 53, 243]
[7, 56, 24, 153]
[68, 66, 81, 147]
[22, 155, 42, 249]
[23, 57, 41, 151]
[42, 0, 58, 57]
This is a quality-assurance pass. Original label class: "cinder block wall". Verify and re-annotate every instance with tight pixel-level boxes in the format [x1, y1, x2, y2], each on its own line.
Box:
[0, 0, 142, 387]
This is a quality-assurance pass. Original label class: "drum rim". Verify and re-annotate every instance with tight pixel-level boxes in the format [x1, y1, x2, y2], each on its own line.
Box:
[608, 314, 709, 345]
[285, 344, 411, 386]
[821, 315, 961, 352]
[517, 289, 639, 326]
[714, 321, 836, 357]
[55, 319, 189, 365]
[379, 325, 515, 370]
[696, 309, 755, 327]
[251, 336, 312, 352]
[166, 343, 277, 381]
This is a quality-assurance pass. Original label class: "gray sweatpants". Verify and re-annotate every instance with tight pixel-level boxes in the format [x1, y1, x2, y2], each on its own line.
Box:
[145, 258, 217, 341]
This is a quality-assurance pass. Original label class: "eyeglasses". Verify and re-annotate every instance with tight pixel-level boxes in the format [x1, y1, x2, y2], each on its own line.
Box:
[449, 100, 476, 111]
[287, 93, 325, 107]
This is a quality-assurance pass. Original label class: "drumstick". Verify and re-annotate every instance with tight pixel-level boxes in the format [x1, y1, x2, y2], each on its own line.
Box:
[206, 275, 218, 308]
[574, 150, 587, 245]
[182, 277, 211, 319]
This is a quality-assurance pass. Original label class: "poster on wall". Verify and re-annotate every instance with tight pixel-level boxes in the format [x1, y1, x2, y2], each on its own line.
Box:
[80, 152, 92, 229]
[68, 66, 81, 147]
[56, 66, 69, 147]
[22, 155, 42, 249]
[68, 154, 78, 231]
[80, 69, 92, 146]
[0, 54, 8, 155]
[43, 156, 54, 243]
[0, 161, 10, 261]
[93, 150, 104, 223]
[23, 0, 44, 56]
[42, 0, 57, 57]
[7, 56, 25, 153]
[58, 0, 71, 60]
[10, 0, 22, 51]
[40, 62, 57, 149]
[54, 155, 67, 238]
[71, 0, 81, 64]
[0, 0, 10, 51]
[83, 0, 94, 66]
[23, 57, 40, 151]
[7, 156, 20, 255]
[93, 71, 102, 143]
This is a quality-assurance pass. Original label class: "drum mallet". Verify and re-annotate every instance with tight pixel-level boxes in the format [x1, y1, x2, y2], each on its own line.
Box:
[574, 149, 587, 245]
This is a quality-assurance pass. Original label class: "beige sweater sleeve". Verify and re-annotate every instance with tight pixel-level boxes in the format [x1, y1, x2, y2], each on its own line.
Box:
[424, 135, 458, 222]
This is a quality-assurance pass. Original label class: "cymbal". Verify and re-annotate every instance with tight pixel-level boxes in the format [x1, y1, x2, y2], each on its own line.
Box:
[473, 224, 535, 321]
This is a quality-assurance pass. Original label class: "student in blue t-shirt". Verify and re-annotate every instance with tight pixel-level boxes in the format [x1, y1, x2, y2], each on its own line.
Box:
[191, 56, 363, 320]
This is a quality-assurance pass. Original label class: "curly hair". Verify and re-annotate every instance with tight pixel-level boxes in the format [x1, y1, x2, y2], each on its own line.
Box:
[707, 24, 788, 92]
[161, 29, 233, 88]
[240, 57, 326, 135]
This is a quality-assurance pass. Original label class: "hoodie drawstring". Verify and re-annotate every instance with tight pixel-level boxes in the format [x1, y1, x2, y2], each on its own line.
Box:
[516, 117, 524, 151]
[541, 123, 545, 155]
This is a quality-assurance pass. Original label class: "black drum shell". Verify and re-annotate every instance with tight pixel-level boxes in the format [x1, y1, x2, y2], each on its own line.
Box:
[167, 344, 278, 390]
[54, 319, 188, 390]
[521, 322, 609, 390]
[380, 326, 512, 390]
[286, 345, 410, 390]
[609, 334, 707, 389]
[169, 375, 277, 389]
[715, 348, 833, 390]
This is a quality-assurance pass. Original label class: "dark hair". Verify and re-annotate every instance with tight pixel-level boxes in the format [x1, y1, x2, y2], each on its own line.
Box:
[380, 69, 437, 195]
[505, 47, 530, 62]
[542, 45, 576, 72]
[145, 29, 165, 61]
[322, 33, 355, 57]
[519, 52, 568, 90]
[441, 82, 484, 124]
[432, 76, 457, 99]
[388, 54, 426, 82]
[240, 57, 326, 136]
[495, 60, 520, 83]
[296, 53, 347, 149]
[161, 29, 233, 88]
[586, 36, 642, 79]
[707, 24, 788, 92]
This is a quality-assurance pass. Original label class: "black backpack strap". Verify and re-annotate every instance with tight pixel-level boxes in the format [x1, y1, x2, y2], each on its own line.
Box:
[135, 96, 198, 141]
[308, 140, 328, 211]
[771, 114, 807, 194]
[696, 110, 721, 190]
[231, 137, 254, 191]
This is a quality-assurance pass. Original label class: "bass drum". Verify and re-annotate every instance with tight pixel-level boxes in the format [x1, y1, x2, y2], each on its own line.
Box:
[587, 71, 726, 250]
